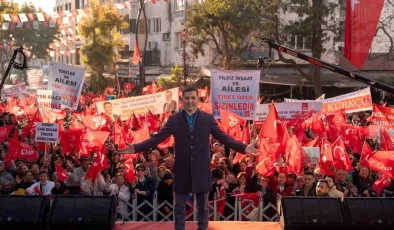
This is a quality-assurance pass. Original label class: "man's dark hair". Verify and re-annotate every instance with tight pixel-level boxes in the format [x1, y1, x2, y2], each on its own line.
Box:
[325, 175, 336, 183]
[182, 86, 198, 96]
[165, 90, 172, 95]
[304, 170, 314, 177]
[39, 170, 49, 176]
[317, 179, 329, 188]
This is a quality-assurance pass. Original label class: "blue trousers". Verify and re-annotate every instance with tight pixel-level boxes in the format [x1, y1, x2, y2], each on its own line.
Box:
[174, 192, 209, 230]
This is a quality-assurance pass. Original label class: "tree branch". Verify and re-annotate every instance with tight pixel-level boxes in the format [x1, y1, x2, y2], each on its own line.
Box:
[276, 49, 312, 83]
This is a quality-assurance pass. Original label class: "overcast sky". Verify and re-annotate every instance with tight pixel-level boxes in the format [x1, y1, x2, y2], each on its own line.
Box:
[15, 0, 55, 13]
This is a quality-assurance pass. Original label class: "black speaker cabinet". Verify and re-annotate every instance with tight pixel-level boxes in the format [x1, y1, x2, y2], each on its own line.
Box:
[279, 196, 348, 230]
[344, 197, 394, 230]
[48, 195, 116, 230]
[0, 195, 49, 230]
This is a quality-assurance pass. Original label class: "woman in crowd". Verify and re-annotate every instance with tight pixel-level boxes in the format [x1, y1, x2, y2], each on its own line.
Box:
[110, 173, 131, 219]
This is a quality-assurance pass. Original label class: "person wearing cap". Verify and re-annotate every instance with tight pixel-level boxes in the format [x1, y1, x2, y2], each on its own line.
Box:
[72, 154, 90, 182]
[120, 87, 260, 230]
[131, 163, 155, 220]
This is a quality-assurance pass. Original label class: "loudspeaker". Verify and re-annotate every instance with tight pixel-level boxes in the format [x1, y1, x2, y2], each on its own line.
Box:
[0, 195, 49, 230]
[48, 195, 116, 230]
[279, 196, 348, 230]
[344, 197, 394, 230]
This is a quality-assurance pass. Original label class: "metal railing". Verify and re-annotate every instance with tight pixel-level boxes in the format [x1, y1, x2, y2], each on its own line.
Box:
[115, 189, 394, 221]
[116, 192, 279, 222]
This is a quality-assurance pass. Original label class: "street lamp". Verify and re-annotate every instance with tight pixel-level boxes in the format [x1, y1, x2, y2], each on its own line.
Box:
[136, 0, 148, 92]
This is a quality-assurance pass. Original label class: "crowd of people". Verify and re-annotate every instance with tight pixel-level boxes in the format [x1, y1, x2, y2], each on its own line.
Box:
[0, 84, 393, 222]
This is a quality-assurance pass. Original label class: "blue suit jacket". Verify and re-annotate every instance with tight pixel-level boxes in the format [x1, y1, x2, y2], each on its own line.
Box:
[134, 109, 247, 193]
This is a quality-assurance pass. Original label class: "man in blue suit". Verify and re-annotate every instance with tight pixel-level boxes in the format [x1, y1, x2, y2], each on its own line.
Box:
[120, 86, 259, 230]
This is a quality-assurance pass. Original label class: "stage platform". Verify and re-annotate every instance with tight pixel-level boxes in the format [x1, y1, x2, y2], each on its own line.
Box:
[114, 221, 281, 230]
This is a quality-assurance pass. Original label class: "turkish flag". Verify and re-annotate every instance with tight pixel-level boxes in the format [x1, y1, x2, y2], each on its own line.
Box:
[320, 138, 334, 166]
[124, 83, 136, 92]
[379, 128, 394, 151]
[217, 182, 226, 215]
[55, 163, 69, 183]
[158, 135, 174, 149]
[132, 41, 141, 65]
[84, 147, 108, 183]
[198, 103, 213, 114]
[344, 0, 385, 68]
[332, 137, 353, 171]
[124, 158, 136, 183]
[256, 158, 276, 176]
[285, 136, 304, 175]
[145, 110, 159, 132]
[260, 103, 280, 139]
[360, 141, 374, 167]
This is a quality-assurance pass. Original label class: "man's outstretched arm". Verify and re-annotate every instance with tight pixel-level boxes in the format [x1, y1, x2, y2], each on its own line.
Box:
[210, 116, 260, 156]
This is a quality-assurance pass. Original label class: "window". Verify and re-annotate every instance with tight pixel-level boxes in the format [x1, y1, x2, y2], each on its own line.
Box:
[144, 50, 160, 66]
[163, 33, 170, 41]
[147, 19, 151, 34]
[130, 19, 137, 33]
[76, 48, 80, 65]
[65, 4, 68, 11]
[175, 32, 183, 50]
[152, 18, 161, 33]
[121, 17, 130, 34]
[175, 0, 185, 11]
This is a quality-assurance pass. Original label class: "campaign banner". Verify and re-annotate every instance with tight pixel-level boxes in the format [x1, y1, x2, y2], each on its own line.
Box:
[47, 61, 86, 110]
[27, 69, 44, 89]
[36, 90, 66, 110]
[35, 122, 59, 143]
[95, 88, 179, 121]
[2, 83, 27, 99]
[254, 101, 322, 121]
[211, 70, 260, 119]
[369, 103, 394, 127]
[284, 88, 372, 114]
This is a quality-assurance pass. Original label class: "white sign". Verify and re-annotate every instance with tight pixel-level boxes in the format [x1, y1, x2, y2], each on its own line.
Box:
[95, 88, 179, 121]
[48, 61, 86, 110]
[35, 122, 59, 143]
[254, 102, 322, 121]
[36, 90, 68, 110]
[303, 147, 320, 164]
[27, 69, 44, 89]
[211, 70, 260, 119]
[284, 88, 372, 114]
[2, 83, 27, 99]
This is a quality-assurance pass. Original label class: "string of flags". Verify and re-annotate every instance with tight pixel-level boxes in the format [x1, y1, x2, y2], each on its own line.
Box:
[1, 1, 131, 31]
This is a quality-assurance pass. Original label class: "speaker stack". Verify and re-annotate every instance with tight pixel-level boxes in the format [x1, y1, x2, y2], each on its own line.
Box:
[0, 195, 49, 230]
[48, 195, 117, 230]
[0, 195, 116, 230]
[279, 197, 394, 230]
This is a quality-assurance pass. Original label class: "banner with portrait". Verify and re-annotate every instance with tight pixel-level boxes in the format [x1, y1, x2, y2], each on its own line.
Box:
[210, 70, 260, 119]
[95, 88, 179, 121]
[47, 61, 86, 110]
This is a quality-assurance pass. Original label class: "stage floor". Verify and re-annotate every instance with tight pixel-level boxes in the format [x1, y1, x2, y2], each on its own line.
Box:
[114, 221, 281, 230]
